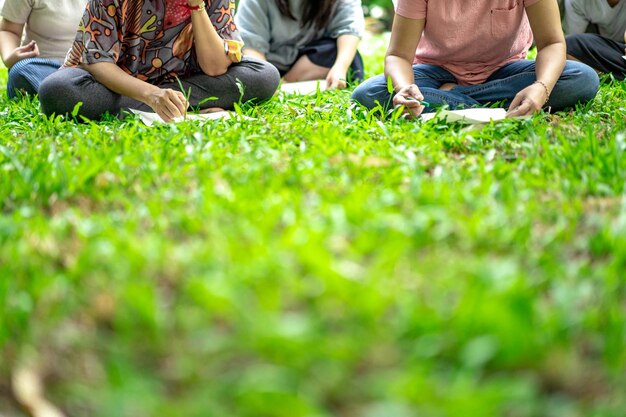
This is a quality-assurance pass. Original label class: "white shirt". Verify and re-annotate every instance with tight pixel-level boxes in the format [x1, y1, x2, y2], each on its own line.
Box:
[1, 0, 87, 61]
[564, 0, 626, 41]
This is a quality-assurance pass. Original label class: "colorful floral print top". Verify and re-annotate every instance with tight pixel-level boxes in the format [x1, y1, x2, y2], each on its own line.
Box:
[65, 0, 243, 85]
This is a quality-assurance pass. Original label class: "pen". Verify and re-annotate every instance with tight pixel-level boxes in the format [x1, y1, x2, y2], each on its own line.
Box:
[405, 97, 431, 107]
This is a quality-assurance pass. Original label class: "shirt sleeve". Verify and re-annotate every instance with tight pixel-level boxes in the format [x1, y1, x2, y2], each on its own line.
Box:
[325, 0, 365, 39]
[233, 0, 271, 54]
[563, 0, 590, 34]
[396, 0, 427, 20]
[209, 0, 243, 42]
[1, 0, 35, 25]
[65, 0, 122, 67]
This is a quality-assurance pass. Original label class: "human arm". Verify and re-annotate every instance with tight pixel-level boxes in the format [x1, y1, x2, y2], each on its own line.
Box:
[236, 0, 272, 60]
[325, 0, 364, 88]
[563, 0, 589, 35]
[384, 14, 425, 117]
[508, 0, 566, 117]
[82, 62, 187, 122]
[326, 34, 360, 89]
[188, 0, 232, 76]
[242, 47, 266, 60]
[0, 18, 39, 68]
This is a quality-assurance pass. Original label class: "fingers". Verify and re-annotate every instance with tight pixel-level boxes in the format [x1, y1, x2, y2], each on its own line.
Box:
[19, 50, 39, 59]
[160, 89, 187, 121]
[163, 98, 184, 121]
[507, 99, 533, 118]
[393, 97, 424, 118]
[171, 90, 188, 116]
[326, 76, 345, 90]
[13, 42, 40, 61]
[20, 41, 36, 52]
[393, 85, 426, 118]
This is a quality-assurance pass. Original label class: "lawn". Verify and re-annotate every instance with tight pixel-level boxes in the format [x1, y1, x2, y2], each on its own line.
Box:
[0, 38, 625, 417]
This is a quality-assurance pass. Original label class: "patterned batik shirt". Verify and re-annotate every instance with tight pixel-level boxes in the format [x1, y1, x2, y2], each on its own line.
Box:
[65, 0, 243, 84]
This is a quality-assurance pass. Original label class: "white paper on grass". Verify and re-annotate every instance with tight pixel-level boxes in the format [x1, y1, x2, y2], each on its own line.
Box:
[420, 108, 508, 124]
[622, 55, 626, 61]
[280, 80, 327, 95]
[129, 109, 246, 126]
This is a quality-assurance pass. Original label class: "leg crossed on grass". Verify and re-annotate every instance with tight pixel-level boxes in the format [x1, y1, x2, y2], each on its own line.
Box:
[7, 58, 62, 99]
[38, 57, 280, 120]
[566, 33, 626, 80]
[352, 60, 600, 113]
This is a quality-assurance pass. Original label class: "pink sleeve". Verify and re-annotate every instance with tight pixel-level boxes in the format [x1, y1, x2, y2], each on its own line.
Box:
[396, 0, 427, 20]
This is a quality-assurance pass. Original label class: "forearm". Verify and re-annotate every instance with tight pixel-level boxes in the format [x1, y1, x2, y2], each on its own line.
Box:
[243, 47, 266, 61]
[384, 55, 416, 91]
[535, 42, 566, 93]
[0, 31, 20, 66]
[383, 15, 423, 92]
[80, 62, 157, 104]
[189, 5, 231, 76]
[333, 34, 359, 72]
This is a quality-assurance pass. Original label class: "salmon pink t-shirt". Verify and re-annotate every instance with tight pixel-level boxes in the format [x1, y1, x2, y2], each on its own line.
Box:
[395, 0, 542, 85]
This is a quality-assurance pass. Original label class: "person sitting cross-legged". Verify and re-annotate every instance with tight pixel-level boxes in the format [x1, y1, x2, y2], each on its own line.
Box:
[235, 0, 365, 89]
[39, 0, 280, 121]
[352, 0, 600, 118]
[564, 0, 626, 80]
[0, 0, 87, 98]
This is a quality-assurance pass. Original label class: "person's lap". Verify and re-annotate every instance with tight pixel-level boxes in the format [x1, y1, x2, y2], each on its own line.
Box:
[566, 33, 626, 80]
[7, 58, 62, 98]
[39, 57, 280, 119]
[351, 60, 599, 112]
[281, 38, 365, 83]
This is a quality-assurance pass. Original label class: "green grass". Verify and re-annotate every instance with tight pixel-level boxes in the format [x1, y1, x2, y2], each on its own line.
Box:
[1, 45, 625, 417]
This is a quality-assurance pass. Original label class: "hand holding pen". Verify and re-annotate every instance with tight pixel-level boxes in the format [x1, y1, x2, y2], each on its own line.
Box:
[393, 84, 429, 118]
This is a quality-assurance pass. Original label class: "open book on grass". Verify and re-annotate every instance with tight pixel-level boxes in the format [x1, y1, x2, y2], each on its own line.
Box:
[129, 109, 249, 126]
[420, 108, 508, 124]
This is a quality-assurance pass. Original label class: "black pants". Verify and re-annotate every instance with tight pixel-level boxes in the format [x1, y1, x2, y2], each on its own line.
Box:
[280, 38, 365, 83]
[566, 33, 626, 80]
[39, 57, 280, 120]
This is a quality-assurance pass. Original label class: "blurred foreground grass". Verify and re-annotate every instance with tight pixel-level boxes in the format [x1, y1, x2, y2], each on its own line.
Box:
[0, 40, 625, 417]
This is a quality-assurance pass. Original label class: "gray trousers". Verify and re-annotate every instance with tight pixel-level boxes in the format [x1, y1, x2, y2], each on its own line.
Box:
[39, 57, 280, 120]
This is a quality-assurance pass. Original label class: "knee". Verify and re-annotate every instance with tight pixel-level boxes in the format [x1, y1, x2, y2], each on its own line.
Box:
[563, 62, 600, 103]
[351, 78, 390, 111]
[8, 60, 30, 81]
[351, 83, 371, 107]
[39, 68, 83, 116]
[239, 58, 281, 102]
[7, 60, 37, 97]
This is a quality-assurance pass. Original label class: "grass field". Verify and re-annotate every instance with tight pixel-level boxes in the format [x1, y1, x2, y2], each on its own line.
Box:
[1, 41, 625, 417]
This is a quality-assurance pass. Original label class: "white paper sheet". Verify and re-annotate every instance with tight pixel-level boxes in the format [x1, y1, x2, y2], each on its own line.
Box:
[420, 108, 508, 124]
[129, 109, 244, 126]
[280, 80, 327, 95]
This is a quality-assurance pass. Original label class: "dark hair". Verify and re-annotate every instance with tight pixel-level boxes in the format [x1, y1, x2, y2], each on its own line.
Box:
[275, 0, 336, 30]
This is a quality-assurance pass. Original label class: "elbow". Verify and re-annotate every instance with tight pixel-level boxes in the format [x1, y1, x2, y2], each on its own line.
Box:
[199, 60, 230, 77]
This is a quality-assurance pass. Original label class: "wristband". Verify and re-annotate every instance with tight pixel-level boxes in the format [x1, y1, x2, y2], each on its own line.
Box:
[185, 2, 205, 12]
[223, 39, 243, 63]
[533, 80, 550, 105]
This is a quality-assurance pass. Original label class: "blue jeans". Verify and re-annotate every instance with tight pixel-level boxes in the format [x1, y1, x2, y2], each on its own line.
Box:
[351, 60, 599, 113]
[7, 58, 62, 99]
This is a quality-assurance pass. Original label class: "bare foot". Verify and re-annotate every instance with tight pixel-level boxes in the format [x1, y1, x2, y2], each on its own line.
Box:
[199, 107, 225, 114]
[439, 83, 457, 91]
